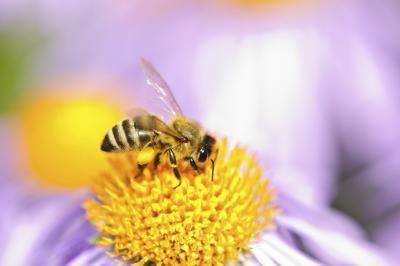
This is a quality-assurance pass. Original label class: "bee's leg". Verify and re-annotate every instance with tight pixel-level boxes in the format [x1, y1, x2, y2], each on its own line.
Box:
[152, 152, 162, 170]
[186, 157, 201, 176]
[185, 157, 198, 171]
[135, 143, 156, 179]
[167, 149, 181, 188]
[135, 163, 147, 179]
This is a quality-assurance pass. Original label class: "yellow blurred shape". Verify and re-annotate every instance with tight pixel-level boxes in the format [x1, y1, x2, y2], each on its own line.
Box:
[20, 91, 123, 189]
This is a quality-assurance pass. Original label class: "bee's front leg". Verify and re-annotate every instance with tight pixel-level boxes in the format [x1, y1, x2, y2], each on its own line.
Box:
[185, 157, 201, 177]
[187, 157, 198, 171]
[167, 149, 181, 189]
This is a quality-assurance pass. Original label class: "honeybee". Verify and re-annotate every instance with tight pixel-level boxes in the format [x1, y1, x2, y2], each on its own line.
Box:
[101, 59, 217, 188]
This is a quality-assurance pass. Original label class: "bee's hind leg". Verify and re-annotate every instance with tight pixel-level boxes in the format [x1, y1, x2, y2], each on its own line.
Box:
[152, 152, 162, 170]
[134, 152, 165, 179]
[135, 146, 156, 179]
[167, 149, 181, 189]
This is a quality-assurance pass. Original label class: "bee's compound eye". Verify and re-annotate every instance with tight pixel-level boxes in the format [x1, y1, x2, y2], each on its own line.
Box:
[198, 147, 208, 162]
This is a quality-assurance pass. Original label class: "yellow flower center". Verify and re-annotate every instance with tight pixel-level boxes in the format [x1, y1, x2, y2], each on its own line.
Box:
[84, 139, 278, 265]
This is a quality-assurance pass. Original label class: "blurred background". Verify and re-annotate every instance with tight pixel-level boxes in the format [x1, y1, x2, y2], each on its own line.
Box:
[1, 0, 400, 262]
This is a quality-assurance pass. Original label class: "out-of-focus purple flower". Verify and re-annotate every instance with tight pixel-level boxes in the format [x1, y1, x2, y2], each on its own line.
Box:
[335, 152, 400, 260]
[317, 0, 400, 260]
[1, 111, 393, 265]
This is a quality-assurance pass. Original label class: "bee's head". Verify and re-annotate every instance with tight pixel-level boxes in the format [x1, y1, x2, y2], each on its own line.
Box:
[197, 134, 217, 165]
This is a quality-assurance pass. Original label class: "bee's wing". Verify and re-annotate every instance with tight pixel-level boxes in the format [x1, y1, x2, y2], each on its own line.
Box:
[126, 108, 185, 141]
[126, 108, 184, 141]
[125, 107, 149, 118]
[140, 58, 184, 118]
[151, 115, 186, 141]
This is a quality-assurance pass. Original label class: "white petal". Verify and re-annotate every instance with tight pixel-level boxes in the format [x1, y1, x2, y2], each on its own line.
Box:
[277, 214, 395, 266]
[252, 242, 296, 266]
[0, 198, 71, 266]
[66, 247, 115, 266]
[259, 234, 321, 266]
[247, 246, 276, 266]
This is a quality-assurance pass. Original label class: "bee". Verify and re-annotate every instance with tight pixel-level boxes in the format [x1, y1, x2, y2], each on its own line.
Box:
[100, 59, 218, 188]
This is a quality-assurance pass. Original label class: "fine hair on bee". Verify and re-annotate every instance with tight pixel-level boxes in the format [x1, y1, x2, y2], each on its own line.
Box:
[101, 59, 218, 188]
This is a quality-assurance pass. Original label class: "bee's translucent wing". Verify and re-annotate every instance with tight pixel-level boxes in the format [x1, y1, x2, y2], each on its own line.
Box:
[151, 115, 186, 141]
[126, 108, 185, 141]
[140, 58, 184, 118]
[125, 107, 149, 118]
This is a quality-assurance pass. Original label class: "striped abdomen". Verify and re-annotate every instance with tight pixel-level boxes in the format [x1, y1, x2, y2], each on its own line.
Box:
[101, 118, 153, 152]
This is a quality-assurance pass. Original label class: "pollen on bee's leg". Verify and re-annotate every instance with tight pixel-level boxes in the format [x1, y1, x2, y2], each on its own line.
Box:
[137, 148, 155, 165]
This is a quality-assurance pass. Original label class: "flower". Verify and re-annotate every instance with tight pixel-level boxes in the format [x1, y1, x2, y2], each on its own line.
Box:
[1, 183, 395, 265]
[0, 134, 394, 265]
[84, 139, 278, 265]
[2, 1, 400, 263]
[71, 139, 394, 266]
